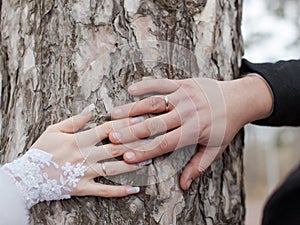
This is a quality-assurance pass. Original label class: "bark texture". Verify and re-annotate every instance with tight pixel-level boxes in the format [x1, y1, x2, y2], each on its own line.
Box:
[0, 0, 245, 224]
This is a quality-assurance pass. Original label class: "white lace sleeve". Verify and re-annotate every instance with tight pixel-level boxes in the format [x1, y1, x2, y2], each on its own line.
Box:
[1, 148, 87, 209]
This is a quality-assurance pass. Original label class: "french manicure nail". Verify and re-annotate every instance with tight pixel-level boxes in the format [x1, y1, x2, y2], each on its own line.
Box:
[130, 116, 144, 124]
[125, 152, 135, 160]
[126, 187, 140, 194]
[129, 85, 138, 92]
[137, 159, 152, 167]
[139, 139, 151, 145]
[80, 104, 95, 116]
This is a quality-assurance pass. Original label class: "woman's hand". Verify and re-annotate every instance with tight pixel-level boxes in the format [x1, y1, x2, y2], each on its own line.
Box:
[2, 104, 146, 208]
[109, 76, 273, 190]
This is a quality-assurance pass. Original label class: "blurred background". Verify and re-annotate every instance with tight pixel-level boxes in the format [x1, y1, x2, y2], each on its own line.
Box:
[242, 0, 300, 224]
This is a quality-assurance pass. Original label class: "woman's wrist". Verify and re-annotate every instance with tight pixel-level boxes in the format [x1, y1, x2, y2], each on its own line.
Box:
[219, 75, 273, 127]
[1, 148, 80, 209]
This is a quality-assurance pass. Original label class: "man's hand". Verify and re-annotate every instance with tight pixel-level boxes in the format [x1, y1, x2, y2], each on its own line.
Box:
[110, 76, 273, 190]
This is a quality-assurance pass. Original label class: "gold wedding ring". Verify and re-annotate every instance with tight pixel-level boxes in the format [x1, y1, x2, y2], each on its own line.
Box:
[101, 163, 107, 176]
[164, 96, 169, 111]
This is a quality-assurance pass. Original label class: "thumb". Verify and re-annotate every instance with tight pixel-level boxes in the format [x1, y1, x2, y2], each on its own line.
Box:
[54, 104, 95, 133]
[180, 145, 226, 190]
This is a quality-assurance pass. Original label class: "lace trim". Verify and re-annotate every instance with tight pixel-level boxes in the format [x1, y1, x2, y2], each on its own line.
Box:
[2, 148, 86, 209]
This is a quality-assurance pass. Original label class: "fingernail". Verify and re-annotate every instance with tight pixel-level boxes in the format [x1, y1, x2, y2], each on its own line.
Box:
[137, 159, 152, 167]
[139, 139, 151, 145]
[80, 104, 95, 116]
[113, 108, 124, 117]
[130, 116, 144, 124]
[129, 85, 138, 92]
[125, 152, 136, 160]
[126, 187, 140, 194]
[112, 132, 122, 141]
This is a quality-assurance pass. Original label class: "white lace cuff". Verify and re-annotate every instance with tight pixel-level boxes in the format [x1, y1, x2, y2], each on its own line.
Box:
[1, 148, 87, 209]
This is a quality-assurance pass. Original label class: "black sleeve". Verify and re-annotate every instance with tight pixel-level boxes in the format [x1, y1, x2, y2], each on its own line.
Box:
[240, 59, 300, 126]
[262, 166, 300, 225]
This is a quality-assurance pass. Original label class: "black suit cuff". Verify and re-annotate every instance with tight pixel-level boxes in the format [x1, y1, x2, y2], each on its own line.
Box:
[240, 59, 300, 126]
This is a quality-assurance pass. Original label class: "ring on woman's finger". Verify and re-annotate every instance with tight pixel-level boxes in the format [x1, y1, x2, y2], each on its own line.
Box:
[101, 163, 107, 176]
[164, 96, 169, 111]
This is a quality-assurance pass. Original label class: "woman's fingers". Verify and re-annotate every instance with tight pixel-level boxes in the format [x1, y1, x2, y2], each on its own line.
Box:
[83, 141, 146, 164]
[128, 78, 180, 96]
[82, 183, 141, 197]
[86, 160, 148, 177]
[109, 110, 181, 144]
[76, 117, 144, 146]
[180, 145, 226, 190]
[51, 104, 95, 133]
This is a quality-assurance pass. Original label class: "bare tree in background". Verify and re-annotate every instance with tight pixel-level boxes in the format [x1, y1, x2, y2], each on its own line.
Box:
[0, 0, 245, 224]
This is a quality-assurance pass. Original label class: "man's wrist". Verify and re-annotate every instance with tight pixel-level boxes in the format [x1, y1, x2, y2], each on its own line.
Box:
[245, 73, 274, 117]
[219, 75, 273, 127]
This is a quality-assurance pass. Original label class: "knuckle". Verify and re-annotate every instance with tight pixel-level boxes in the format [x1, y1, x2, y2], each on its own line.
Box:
[102, 122, 113, 133]
[190, 161, 205, 176]
[96, 123, 114, 140]
[127, 126, 138, 139]
[100, 188, 110, 197]
[145, 119, 157, 136]
[157, 137, 169, 153]
[107, 166, 116, 175]
[129, 103, 137, 115]
[197, 165, 206, 175]
[73, 183, 86, 196]
[196, 161, 207, 175]
[108, 145, 120, 157]
[148, 97, 163, 112]
[181, 80, 195, 92]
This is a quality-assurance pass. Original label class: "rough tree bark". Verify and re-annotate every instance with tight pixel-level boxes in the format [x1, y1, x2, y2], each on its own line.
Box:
[0, 0, 245, 224]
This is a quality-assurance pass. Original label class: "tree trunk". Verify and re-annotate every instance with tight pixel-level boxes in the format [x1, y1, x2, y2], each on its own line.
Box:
[0, 0, 245, 224]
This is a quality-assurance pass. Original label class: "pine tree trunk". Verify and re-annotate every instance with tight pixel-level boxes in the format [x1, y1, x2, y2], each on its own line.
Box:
[0, 0, 245, 224]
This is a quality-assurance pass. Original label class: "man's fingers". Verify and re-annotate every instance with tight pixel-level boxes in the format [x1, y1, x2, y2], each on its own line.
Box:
[122, 128, 190, 164]
[111, 95, 177, 119]
[76, 117, 144, 146]
[109, 110, 181, 143]
[51, 104, 95, 133]
[111, 78, 183, 120]
[180, 145, 226, 190]
[128, 78, 180, 96]
[122, 121, 200, 164]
